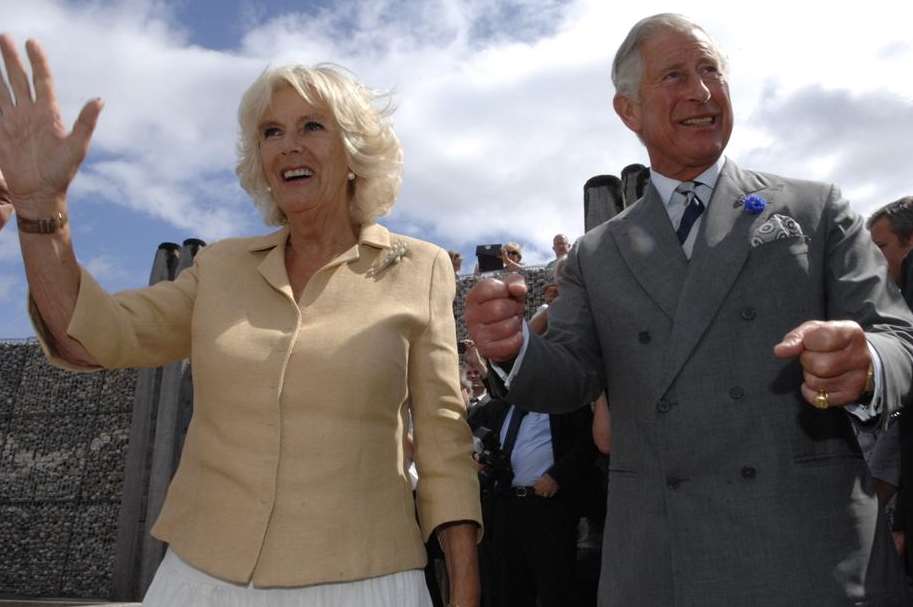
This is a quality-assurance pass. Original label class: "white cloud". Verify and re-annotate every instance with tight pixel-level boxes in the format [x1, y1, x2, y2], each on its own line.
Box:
[0, 0, 911, 262]
[83, 254, 129, 282]
[0, 227, 19, 261]
[0, 273, 17, 302]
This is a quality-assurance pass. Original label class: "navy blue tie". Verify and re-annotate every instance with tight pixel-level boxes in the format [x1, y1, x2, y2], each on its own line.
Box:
[675, 181, 705, 244]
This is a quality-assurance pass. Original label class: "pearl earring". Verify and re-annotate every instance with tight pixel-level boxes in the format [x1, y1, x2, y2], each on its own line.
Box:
[347, 171, 355, 181]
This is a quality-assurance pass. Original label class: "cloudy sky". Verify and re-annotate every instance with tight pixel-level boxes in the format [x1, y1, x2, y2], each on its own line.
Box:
[1, 0, 911, 338]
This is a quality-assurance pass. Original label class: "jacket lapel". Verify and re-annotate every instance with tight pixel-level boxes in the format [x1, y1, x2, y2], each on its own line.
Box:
[248, 228, 295, 302]
[660, 160, 777, 393]
[615, 184, 689, 320]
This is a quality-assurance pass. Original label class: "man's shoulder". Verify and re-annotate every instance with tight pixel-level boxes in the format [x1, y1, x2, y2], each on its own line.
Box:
[738, 167, 834, 195]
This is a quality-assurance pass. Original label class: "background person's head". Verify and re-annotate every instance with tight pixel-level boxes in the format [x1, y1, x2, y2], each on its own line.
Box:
[552, 234, 570, 259]
[448, 250, 463, 274]
[611, 14, 732, 181]
[501, 242, 523, 266]
[867, 196, 913, 285]
[236, 64, 403, 227]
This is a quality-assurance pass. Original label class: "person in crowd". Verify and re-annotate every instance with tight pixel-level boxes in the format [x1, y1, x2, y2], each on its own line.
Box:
[0, 36, 480, 606]
[529, 259, 565, 336]
[501, 242, 524, 271]
[449, 249, 464, 275]
[470, 348, 596, 607]
[465, 13, 913, 606]
[544, 233, 570, 273]
[868, 195, 913, 573]
[0, 171, 11, 230]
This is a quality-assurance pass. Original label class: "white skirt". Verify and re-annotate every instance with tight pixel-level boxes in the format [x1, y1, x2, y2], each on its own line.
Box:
[143, 548, 433, 607]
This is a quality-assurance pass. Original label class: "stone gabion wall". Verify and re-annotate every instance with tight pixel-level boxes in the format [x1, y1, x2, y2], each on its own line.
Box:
[454, 264, 554, 340]
[0, 340, 136, 599]
[0, 266, 550, 599]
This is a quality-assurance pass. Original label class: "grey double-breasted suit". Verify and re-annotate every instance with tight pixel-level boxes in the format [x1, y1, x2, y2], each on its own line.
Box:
[504, 160, 913, 606]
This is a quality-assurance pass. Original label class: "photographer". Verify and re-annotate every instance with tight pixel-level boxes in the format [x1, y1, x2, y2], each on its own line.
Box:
[469, 342, 596, 607]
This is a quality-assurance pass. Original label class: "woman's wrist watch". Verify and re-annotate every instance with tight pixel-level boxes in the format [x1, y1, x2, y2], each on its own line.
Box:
[17, 210, 68, 234]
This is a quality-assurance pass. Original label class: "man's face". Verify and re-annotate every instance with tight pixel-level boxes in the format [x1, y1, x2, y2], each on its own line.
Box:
[870, 217, 913, 285]
[613, 27, 733, 181]
[552, 234, 570, 257]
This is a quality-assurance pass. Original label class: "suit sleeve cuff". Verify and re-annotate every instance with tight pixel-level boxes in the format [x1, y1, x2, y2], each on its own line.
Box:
[845, 340, 884, 424]
[489, 321, 530, 389]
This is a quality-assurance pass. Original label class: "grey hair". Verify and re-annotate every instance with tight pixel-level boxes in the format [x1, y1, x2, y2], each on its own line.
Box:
[867, 196, 913, 242]
[236, 64, 403, 226]
[612, 13, 728, 99]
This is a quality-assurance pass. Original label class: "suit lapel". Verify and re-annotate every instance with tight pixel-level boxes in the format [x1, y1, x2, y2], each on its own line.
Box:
[660, 160, 778, 393]
[615, 184, 689, 319]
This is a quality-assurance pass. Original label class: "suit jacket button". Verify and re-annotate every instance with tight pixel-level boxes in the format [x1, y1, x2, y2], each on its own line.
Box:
[741, 465, 758, 480]
[638, 330, 651, 344]
[657, 399, 672, 413]
[666, 477, 681, 490]
[729, 386, 745, 400]
[740, 307, 757, 321]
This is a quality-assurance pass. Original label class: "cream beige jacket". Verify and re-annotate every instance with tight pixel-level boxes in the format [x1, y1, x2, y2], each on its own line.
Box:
[32, 223, 481, 587]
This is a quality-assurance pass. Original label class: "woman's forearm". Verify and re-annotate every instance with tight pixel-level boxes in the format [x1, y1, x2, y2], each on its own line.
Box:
[437, 521, 480, 607]
[19, 205, 96, 366]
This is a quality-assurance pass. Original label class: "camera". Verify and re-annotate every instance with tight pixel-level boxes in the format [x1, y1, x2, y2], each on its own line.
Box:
[476, 244, 505, 274]
[473, 425, 512, 493]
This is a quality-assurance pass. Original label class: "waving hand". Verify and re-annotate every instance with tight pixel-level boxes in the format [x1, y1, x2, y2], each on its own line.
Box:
[0, 35, 103, 216]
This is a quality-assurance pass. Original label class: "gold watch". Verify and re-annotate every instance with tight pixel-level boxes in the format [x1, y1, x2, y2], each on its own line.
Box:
[17, 210, 68, 234]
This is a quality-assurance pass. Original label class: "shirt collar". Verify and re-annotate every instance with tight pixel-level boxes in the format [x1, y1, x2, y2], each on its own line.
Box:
[651, 155, 726, 209]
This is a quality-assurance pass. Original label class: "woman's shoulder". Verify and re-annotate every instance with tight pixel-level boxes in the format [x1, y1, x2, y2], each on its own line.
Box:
[377, 226, 447, 262]
[193, 229, 286, 260]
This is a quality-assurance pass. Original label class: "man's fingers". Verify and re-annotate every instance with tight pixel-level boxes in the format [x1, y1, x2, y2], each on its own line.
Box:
[798, 347, 869, 379]
[465, 277, 510, 306]
[25, 39, 58, 107]
[773, 320, 863, 359]
[773, 320, 820, 359]
[0, 35, 33, 107]
[481, 332, 525, 364]
[504, 272, 528, 299]
[800, 320, 860, 352]
[799, 382, 858, 409]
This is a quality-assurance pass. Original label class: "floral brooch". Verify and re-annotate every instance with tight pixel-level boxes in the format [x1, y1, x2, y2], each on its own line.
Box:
[367, 240, 409, 278]
[738, 194, 768, 215]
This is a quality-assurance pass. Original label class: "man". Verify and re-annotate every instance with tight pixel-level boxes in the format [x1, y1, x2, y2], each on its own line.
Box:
[544, 233, 570, 273]
[465, 13, 913, 606]
[470, 359, 595, 607]
[869, 197, 913, 285]
[868, 196, 913, 573]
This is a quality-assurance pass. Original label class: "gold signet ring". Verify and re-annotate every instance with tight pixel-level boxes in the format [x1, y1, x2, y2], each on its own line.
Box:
[814, 390, 830, 409]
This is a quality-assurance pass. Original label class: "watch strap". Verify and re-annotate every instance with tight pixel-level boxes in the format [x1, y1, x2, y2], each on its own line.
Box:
[17, 211, 68, 234]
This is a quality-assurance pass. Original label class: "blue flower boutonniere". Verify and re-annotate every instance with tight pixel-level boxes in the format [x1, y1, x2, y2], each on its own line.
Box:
[367, 240, 409, 278]
[741, 194, 768, 215]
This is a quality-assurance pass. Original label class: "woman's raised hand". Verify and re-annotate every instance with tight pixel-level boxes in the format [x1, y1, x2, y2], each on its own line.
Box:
[0, 35, 103, 217]
[0, 170, 12, 230]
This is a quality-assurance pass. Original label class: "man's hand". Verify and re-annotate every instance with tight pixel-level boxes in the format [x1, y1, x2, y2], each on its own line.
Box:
[464, 274, 527, 363]
[533, 473, 559, 498]
[773, 320, 871, 407]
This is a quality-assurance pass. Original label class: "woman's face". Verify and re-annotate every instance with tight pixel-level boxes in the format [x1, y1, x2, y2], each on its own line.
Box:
[258, 84, 350, 220]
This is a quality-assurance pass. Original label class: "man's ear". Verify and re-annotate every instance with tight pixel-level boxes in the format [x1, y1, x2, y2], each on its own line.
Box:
[613, 93, 641, 134]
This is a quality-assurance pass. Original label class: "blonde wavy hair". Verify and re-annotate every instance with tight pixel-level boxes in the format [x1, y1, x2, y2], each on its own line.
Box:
[236, 64, 403, 226]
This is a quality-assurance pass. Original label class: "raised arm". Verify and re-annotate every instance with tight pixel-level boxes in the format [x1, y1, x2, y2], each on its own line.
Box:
[0, 36, 103, 365]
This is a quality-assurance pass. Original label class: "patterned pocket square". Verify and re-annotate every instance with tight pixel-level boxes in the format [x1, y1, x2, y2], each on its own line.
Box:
[751, 213, 805, 247]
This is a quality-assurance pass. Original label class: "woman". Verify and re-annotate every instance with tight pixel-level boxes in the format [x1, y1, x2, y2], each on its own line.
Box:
[0, 36, 480, 605]
[500, 242, 524, 272]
